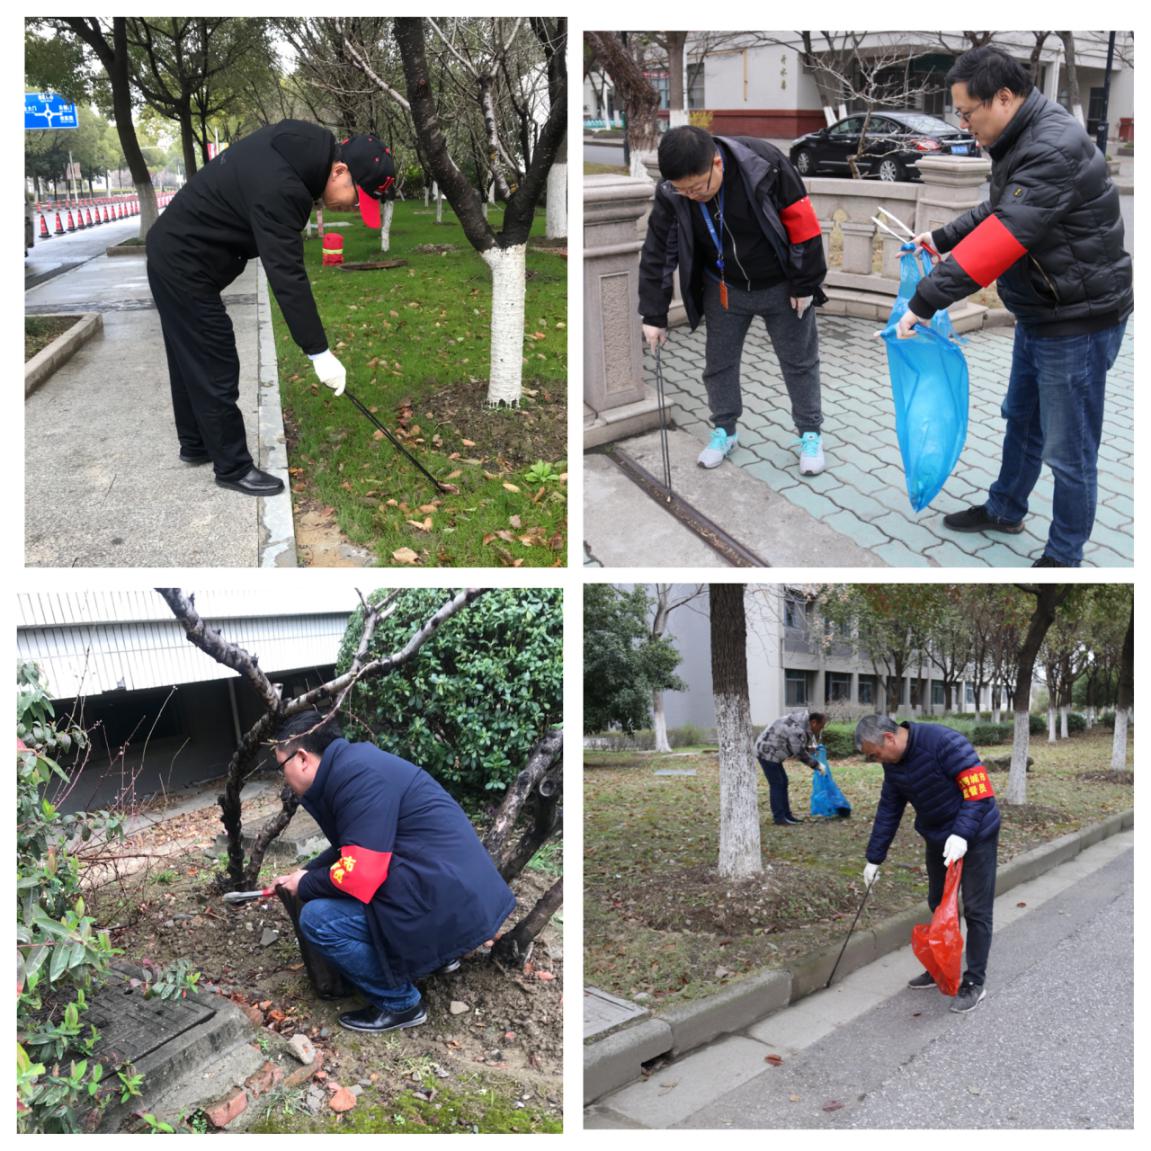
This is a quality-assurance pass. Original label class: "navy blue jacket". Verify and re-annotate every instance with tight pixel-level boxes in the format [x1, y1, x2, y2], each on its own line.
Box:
[297, 739, 516, 983]
[866, 722, 1000, 864]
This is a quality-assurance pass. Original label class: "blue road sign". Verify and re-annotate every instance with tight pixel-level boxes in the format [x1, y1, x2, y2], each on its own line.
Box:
[25, 92, 79, 130]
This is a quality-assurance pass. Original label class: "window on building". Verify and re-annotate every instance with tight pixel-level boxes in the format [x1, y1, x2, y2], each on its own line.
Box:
[687, 62, 705, 109]
[965, 682, 975, 706]
[932, 682, 945, 707]
[827, 673, 852, 703]
[784, 596, 807, 629]
[858, 677, 875, 705]
[785, 670, 808, 707]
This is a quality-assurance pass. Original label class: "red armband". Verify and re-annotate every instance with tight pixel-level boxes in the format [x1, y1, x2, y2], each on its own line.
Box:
[780, 196, 821, 244]
[955, 766, 995, 801]
[329, 845, 392, 902]
[950, 215, 1027, 286]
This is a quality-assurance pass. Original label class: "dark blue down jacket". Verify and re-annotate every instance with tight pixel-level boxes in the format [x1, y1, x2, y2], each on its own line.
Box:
[297, 738, 516, 983]
[865, 722, 1000, 864]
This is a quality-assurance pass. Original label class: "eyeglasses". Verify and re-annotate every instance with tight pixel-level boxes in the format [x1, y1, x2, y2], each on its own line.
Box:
[952, 103, 983, 125]
[275, 748, 301, 770]
[670, 165, 716, 199]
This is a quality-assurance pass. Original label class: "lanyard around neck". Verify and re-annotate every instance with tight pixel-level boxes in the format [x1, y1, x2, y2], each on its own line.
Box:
[697, 156, 725, 277]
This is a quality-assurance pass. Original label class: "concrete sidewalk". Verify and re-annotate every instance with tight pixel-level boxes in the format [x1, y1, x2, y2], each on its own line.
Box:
[583, 810, 1133, 1109]
[585, 315, 1133, 568]
[24, 248, 294, 567]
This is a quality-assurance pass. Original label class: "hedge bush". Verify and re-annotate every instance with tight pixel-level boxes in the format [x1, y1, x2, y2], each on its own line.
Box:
[337, 588, 562, 800]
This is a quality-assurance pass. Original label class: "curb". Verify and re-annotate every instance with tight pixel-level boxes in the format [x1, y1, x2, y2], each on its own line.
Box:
[24, 312, 103, 397]
[255, 264, 298, 568]
[583, 810, 1133, 1103]
[106, 241, 147, 257]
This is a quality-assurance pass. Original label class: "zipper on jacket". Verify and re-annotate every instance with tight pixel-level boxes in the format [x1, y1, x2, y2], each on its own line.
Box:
[1029, 255, 1061, 303]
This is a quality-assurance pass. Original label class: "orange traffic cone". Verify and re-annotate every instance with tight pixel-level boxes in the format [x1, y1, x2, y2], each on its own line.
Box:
[54, 211, 65, 235]
[38, 213, 51, 241]
[76, 205, 86, 230]
[103, 205, 110, 223]
[65, 208, 76, 232]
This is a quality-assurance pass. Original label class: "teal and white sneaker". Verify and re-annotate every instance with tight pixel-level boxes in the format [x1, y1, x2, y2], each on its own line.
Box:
[799, 431, 825, 475]
[697, 427, 738, 469]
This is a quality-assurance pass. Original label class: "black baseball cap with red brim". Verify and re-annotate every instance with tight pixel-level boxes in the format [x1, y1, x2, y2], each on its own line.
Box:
[340, 134, 396, 228]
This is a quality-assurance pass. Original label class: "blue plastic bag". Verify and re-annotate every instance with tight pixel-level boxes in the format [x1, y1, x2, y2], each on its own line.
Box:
[879, 246, 970, 511]
[810, 744, 851, 819]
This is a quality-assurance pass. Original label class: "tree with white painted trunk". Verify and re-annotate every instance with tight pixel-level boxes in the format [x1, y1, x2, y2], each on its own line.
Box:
[1005, 584, 1070, 805]
[709, 584, 761, 879]
[648, 584, 706, 752]
[1111, 603, 1133, 771]
[367, 17, 567, 407]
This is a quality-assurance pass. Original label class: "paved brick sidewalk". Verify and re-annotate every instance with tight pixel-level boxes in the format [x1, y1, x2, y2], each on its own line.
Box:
[655, 315, 1133, 567]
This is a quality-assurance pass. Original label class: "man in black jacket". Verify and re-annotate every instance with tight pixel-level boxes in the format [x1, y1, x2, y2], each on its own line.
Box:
[146, 122, 395, 496]
[638, 127, 829, 474]
[269, 710, 515, 1034]
[896, 47, 1133, 567]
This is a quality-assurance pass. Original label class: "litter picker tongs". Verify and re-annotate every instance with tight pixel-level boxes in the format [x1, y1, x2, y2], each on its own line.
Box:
[870, 206, 939, 260]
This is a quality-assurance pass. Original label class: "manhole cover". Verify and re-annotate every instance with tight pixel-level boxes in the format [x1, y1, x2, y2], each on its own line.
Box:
[87, 964, 215, 1079]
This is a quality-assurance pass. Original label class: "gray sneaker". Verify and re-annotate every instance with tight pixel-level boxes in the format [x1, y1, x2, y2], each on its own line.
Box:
[907, 971, 936, 990]
[697, 427, 738, 468]
[950, 982, 987, 1013]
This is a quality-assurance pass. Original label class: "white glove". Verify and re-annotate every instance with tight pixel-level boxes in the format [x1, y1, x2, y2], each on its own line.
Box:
[790, 296, 813, 319]
[863, 862, 880, 887]
[642, 324, 668, 352]
[310, 349, 346, 397]
[942, 834, 968, 867]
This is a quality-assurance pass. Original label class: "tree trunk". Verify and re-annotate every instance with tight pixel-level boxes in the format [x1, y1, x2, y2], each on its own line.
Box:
[480, 243, 527, 407]
[710, 584, 761, 878]
[434, 181, 443, 224]
[1047, 706, 1057, 742]
[545, 154, 566, 239]
[1111, 605, 1133, 770]
[666, 31, 688, 127]
[1060, 33, 1086, 126]
[1059, 704, 1069, 740]
[491, 876, 561, 967]
[1004, 710, 1031, 805]
[482, 729, 562, 867]
[179, 103, 199, 178]
[380, 200, 394, 251]
[652, 690, 671, 753]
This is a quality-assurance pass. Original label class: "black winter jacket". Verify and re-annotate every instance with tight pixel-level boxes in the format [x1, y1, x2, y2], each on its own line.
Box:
[297, 739, 516, 984]
[638, 136, 827, 329]
[865, 722, 1000, 864]
[146, 119, 335, 354]
[909, 89, 1133, 335]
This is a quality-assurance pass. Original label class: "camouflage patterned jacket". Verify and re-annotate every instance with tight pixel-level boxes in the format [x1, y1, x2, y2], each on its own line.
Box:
[754, 711, 818, 767]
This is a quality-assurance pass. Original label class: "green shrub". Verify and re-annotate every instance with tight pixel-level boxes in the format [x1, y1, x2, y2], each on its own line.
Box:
[1098, 710, 1116, 730]
[17, 664, 123, 1133]
[1067, 712, 1086, 733]
[668, 724, 708, 749]
[970, 723, 1012, 745]
[819, 725, 857, 760]
[338, 588, 562, 800]
[1029, 713, 1047, 735]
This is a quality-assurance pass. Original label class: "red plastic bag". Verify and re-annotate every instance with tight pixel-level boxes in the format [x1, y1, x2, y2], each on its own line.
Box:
[911, 858, 964, 996]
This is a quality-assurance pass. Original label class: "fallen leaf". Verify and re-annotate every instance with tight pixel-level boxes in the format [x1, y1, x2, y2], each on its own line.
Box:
[764, 1055, 784, 1066]
[822, 1101, 845, 1112]
[788, 1094, 801, 1103]
[461, 438, 477, 447]
[406, 518, 433, 532]
[509, 515, 522, 528]
[503, 483, 521, 493]
[392, 547, 420, 565]
[328, 1086, 357, 1113]
[1016, 902, 1027, 908]
[373, 429, 385, 441]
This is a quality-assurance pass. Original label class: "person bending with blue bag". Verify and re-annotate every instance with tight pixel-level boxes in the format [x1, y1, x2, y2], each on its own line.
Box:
[754, 710, 827, 825]
[895, 46, 1132, 568]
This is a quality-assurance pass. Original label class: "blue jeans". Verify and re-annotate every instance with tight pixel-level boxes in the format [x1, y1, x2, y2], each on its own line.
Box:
[757, 758, 793, 823]
[985, 320, 1127, 565]
[298, 898, 420, 1012]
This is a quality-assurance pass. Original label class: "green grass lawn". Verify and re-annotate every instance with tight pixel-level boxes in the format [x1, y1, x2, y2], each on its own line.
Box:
[25, 315, 80, 361]
[584, 727, 1132, 1007]
[270, 200, 567, 567]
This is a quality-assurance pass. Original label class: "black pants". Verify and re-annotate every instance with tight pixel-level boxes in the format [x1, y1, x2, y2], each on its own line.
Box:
[924, 828, 999, 987]
[758, 757, 794, 823]
[147, 261, 254, 481]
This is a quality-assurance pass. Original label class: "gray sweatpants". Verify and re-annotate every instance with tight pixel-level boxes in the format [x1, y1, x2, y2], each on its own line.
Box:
[702, 278, 822, 436]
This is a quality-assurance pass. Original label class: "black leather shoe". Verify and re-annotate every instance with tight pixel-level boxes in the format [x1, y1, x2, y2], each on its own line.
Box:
[179, 450, 211, 465]
[215, 467, 284, 496]
[942, 505, 1024, 534]
[1032, 555, 1065, 567]
[338, 999, 427, 1034]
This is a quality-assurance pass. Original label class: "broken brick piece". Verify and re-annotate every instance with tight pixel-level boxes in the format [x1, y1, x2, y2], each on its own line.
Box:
[204, 1087, 248, 1129]
[244, 1061, 284, 1099]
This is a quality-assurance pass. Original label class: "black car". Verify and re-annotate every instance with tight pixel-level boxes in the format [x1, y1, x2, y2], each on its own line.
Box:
[790, 111, 980, 182]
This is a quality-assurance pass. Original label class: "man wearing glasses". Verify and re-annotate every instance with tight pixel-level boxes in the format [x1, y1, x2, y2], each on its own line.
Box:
[854, 714, 1000, 1014]
[638, 126, 829, 473]
[896, 46, 1132, 567]
[268, 710, 515, 1033]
